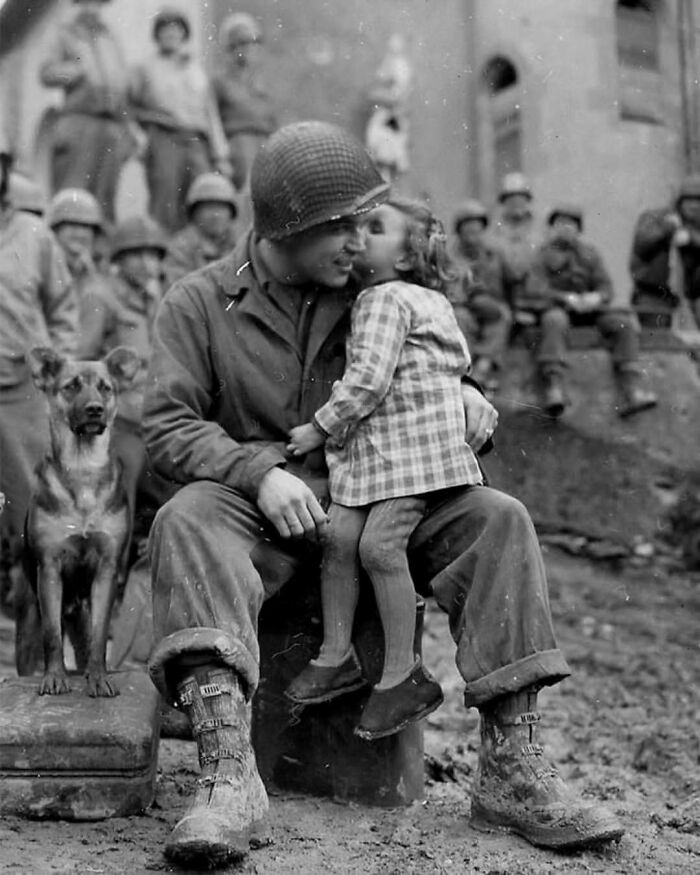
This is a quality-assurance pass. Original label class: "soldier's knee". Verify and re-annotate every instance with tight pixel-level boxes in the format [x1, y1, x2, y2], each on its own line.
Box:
[540, 306, 569, 331]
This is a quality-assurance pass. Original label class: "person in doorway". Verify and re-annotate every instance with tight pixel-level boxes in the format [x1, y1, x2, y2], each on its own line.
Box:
[129, 7, 231, 232]
[520, 204, 658, 418]
[142, 121, 623, 868]
[163, 172, 238, 288]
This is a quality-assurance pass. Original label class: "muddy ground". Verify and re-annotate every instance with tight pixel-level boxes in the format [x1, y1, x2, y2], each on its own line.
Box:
[1, 546, 699, 874]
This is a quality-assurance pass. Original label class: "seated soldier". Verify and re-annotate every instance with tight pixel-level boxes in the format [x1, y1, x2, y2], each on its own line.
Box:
[518, 204, 657, 418]
[163, 173, 238, 289]
[448, 199, 512, 391]
[630, 174, 700, 328]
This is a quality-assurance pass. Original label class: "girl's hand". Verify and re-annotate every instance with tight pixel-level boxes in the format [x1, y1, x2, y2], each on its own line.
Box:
[287, 423, 325, 456]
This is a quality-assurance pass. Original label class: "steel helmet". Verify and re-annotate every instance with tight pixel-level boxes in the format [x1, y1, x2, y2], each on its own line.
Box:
[110, 216, 167, 261]
[47, 188, 103, 230]
[453, 199, 489, 232]
[220, 12, 262, 48]
[498, 172, 533, 203]
[9, 173, 46, 216]
[251, 121, 389, 240]
[185, 173, 238, 216]
[152, 6, 190, 41]
[548, 204, 584, 231]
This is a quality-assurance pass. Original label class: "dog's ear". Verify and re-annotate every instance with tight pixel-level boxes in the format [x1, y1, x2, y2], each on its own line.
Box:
[28, 347, 66, 392]
[104, 346, 140, 390]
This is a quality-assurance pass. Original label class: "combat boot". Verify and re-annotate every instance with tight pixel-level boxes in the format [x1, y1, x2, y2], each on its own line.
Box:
[540, 371, 568, 418]
[470, 687, 624, 850]
[615, 366, 658, 418]
[165, 666, 269, 867]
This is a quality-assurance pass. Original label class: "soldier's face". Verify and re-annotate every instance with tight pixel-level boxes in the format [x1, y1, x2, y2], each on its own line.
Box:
[54, 222, 96, 258]
[679, 197, 700, 226]
[157, 22, 187, 54]
[283, 216, 366, 288]
[193, 202, 234, 240]
[117, 249, 162, 286]
[458, 219, 487, 248]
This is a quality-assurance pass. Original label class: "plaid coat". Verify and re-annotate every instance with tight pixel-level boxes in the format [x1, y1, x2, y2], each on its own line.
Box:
[315, 281, 483, 506]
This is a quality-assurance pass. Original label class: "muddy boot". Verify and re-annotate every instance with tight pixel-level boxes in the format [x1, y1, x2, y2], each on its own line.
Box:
[615, 367, 658, 418]
[165, 666, 269, 868]
[470, 687, 624, 850]
[540, 371, 568, 418]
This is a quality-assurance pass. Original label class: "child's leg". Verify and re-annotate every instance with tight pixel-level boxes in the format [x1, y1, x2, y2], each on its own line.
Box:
[359, 496, 427, 689]
[313, 503, 368, 667]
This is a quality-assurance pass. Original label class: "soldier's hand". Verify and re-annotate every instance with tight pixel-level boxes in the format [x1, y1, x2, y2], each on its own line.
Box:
[257, 467, 329, 540]
[673, 228, 692, 248]
[462, 383, 498, 451]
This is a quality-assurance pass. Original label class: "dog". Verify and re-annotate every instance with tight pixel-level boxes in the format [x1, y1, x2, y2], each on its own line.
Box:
[14, 345, 139, 697]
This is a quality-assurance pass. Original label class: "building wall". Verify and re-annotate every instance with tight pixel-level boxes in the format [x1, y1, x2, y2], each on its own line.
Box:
[472, 0, 685, 300]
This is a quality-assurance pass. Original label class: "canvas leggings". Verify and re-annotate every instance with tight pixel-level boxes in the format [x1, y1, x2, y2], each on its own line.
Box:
[147, 480, 571, 706]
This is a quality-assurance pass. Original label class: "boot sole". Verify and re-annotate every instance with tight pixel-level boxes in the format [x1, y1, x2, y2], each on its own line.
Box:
[470, 800, 624, 851]
[285, 676, 369, 705]
[354, 690, 444, 740]
[165, 815, 269, 866]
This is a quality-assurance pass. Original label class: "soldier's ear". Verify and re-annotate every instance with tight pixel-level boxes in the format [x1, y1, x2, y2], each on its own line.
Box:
[28, 347, 66, 392]
[104, 346, 140, 389]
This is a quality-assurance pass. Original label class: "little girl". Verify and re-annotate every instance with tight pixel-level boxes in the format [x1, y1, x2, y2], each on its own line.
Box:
[285, 198, 484, 740]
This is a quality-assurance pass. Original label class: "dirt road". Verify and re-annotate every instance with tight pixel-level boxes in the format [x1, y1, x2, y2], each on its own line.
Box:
[1, 547, 699, 874]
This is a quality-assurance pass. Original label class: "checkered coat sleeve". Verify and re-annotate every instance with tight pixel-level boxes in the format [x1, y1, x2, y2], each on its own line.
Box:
[314, 281, 483, 506]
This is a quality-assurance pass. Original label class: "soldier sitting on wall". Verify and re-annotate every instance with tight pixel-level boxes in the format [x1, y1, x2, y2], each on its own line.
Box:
[163, 173, 238, 289]
[630, 174, 700, 329]
[491, 172, 538, 307]
[448, 199, 513, 392]
[518, 204, 657, 419]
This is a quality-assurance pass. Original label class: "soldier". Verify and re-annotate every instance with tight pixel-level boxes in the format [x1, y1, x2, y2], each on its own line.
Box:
[212, 13, 277, 194]
[46, 188, 113, 359]
[129, 7, 231, 233]
[449, 199, 513, 391]
[630, 174, 700, 328]
[142, 121, 622, 867]
[491, 172, 538, 310]
[9, 173, 46, 218]
[0, 156, 77, 604]
[104, 216, 167, 518]
[39, 0, 134, 222]
[521, 204, 657, 418]
[163, 173, 238, 288]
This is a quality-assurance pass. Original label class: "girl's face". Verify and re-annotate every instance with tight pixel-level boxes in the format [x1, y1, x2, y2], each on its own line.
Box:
[355, 204, 408, 285]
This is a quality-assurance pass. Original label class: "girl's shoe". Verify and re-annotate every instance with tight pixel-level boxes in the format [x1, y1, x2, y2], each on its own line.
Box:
[354, 659, 443, 740]
[285, 652, 368, 704]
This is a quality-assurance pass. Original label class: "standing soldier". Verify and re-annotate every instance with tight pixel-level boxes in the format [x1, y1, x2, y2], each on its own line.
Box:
[520, 205, 657, 418]
[212, 13, 277, 195]
[46, 188, 114, 359]
[630, 174, 700, 328]
[0, 155, 77, 609]
[129, 7, 232, 233]
[449, 199, 513, 391]
[491, 172, 538, 311]
[39, 0, 134, 222]
[163, 173, 238, 288]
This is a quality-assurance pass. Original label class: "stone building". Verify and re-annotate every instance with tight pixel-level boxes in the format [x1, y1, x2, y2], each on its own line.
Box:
[0, 0, 697, 296]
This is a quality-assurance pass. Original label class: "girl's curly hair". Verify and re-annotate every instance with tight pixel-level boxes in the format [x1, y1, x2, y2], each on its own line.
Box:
[388, 197, 458, 293]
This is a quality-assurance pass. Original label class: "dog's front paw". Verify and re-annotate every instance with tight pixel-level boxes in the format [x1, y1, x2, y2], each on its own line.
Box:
[39, 672, 72, 695]
[85, 672, 120, 698]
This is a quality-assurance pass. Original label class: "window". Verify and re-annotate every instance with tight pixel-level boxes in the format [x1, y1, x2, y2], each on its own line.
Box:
[479, 56, 523, 189]
[615, 0, 663, 122]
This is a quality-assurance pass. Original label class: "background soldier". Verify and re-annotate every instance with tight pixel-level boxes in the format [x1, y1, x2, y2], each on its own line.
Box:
[40, 0, 134, 221]
[129, 7, 231, 233]
[522, 204, 657, 418]
[164, 172, 238, 288]
[449, 198, 513, 391]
